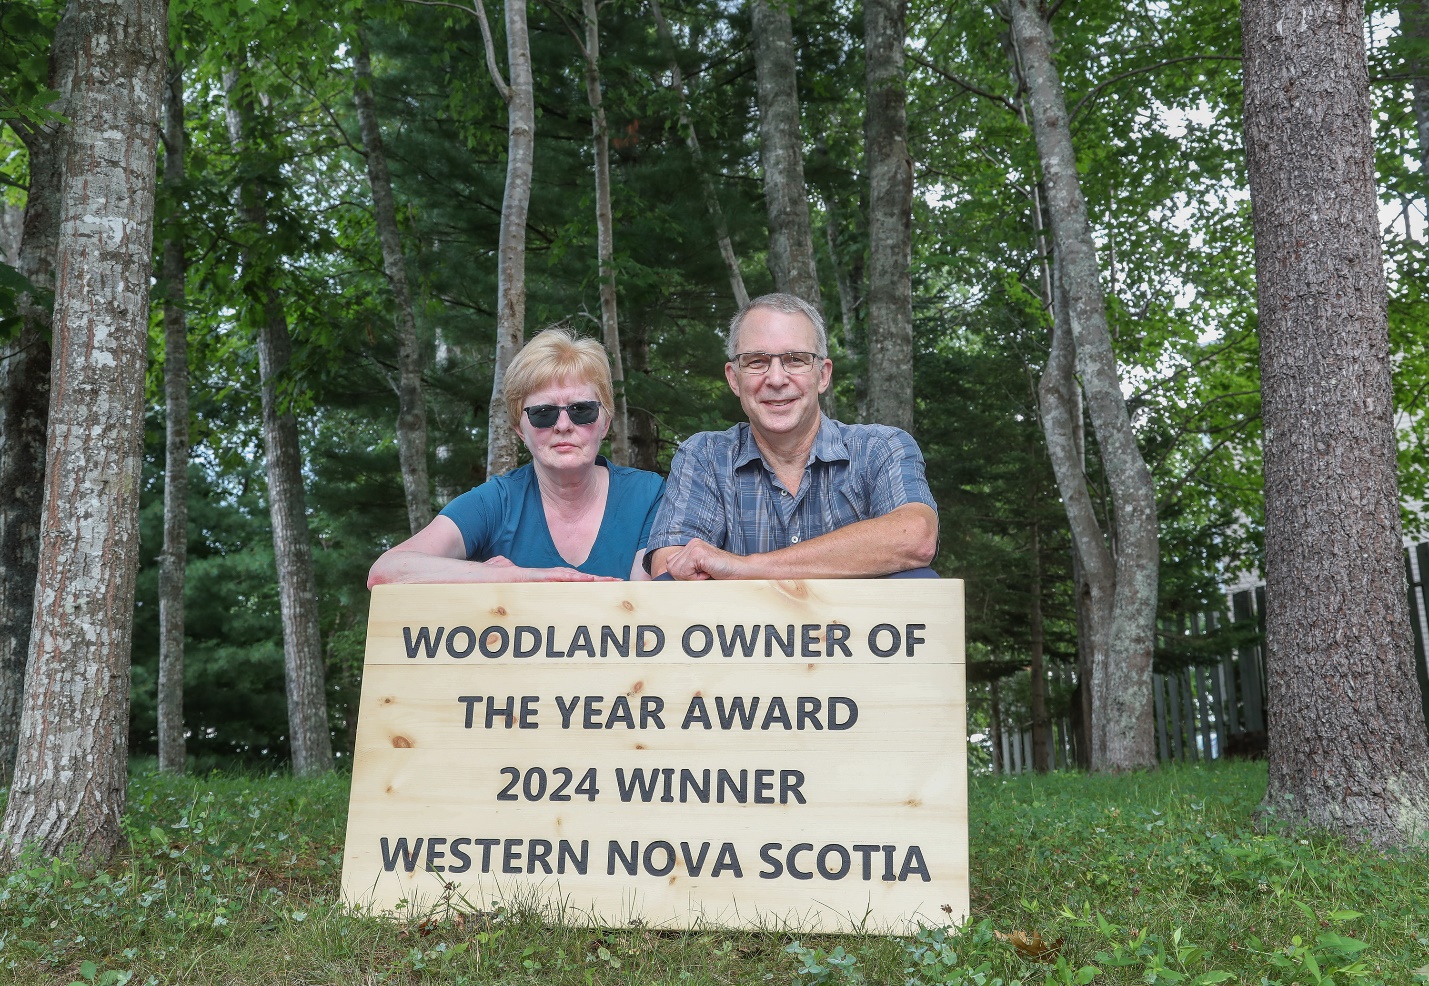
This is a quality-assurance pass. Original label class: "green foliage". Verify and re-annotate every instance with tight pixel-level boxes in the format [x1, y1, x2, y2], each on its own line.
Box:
[0, 763, 1423, 983]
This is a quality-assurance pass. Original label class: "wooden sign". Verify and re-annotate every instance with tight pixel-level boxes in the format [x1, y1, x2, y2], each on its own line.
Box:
[341, 580, 967, 933]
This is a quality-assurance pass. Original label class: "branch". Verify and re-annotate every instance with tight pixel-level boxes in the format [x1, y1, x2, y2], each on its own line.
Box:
[262, 57, 367, 159]
[1156, 411, 1262, 512]
[1146, 389, 1261, 476]
[1069, 55, 1242, 123]
[909, 54, 1020, 115]
[470, 0, 512, 103]
[0, 89, 40, 148]
[396, 0, 511, 102]
[536, 0, 588, 60]
[1124, 323, 1257, 405]
[1045, 0, 1073, 20]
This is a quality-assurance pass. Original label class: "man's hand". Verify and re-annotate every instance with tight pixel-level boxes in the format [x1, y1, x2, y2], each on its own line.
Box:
[660, 538, 748, 581]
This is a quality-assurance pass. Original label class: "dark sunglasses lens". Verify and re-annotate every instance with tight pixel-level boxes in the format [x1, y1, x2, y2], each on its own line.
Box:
[567, 401, 601, 425]
[525, 405, 560, 428]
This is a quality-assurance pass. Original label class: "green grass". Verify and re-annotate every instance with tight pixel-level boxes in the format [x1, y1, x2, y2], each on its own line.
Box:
[0, 760, 1425, 984]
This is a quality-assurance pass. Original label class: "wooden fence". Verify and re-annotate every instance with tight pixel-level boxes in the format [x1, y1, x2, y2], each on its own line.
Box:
[998, 544, 1429, 773]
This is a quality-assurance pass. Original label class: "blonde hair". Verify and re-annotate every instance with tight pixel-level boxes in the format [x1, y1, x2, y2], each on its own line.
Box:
[503, 326, 614, 429]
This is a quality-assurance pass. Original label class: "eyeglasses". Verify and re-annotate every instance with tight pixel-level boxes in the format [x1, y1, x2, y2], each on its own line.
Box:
[523, 401, 603, 428]
[732, 351, 825, 374]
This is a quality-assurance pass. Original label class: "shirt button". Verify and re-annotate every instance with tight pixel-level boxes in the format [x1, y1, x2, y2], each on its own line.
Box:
[782, 490, 790, 496]
[791, 535, 800, 543]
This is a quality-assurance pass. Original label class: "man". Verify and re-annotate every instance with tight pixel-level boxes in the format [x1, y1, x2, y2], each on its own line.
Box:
[647, 293, 939, 580]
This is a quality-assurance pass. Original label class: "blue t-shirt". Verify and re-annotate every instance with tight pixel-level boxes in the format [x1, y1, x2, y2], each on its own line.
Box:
[439, 458, 665, 579]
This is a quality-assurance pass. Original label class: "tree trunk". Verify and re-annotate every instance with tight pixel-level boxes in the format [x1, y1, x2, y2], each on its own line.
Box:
[0, 5, 79, 788]
[988, 678, 1004, 774]
[579, 0, 631, 466]
[1029, 519, 1050, 773]
[1010, 0, 1158, 771]
[0, 203, 20, 263]
[1402, 1, 1429, 175]
[353, 35, 432, 533]
[750, 0, 821, 307]
[649, 0, 749, 309]
[1242, 0, 1429, 846]
[863, 0, 913, 430]
[485, 0, 536, 478]
[224, 69, 334, 777]
[0, 0, 165, 865]
[157, 52, 188, 775]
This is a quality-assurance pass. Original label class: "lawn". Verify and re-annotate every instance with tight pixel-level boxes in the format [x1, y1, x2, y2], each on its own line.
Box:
[0, 760, 1424, 984]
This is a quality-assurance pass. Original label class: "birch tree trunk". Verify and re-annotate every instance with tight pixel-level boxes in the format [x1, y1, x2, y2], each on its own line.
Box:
[863, 0, 913, 430]
[157, 53, 188, 774]
[224, 69, 333, 777]
[353, 36, 433, 531]
[1009, 0, 1158, 771]
[0, 0, 165, 864]
[0, 5, 79, 787]
[649, 0, 749, 309]
[750, 0, 821, 307]
[579, 0, 631, 465]
[1242, 0, 1429, 846]
[484, 0, 536, 479]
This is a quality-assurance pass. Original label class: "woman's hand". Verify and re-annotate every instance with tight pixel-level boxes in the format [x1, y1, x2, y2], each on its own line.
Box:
[484, 556, 619, 582]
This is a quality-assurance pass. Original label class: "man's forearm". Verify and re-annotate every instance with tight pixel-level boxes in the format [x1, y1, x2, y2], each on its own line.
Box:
[736, 504, 938, 579]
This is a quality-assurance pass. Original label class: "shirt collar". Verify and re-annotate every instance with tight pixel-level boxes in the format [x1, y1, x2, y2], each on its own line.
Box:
[733, 416, 849, 471]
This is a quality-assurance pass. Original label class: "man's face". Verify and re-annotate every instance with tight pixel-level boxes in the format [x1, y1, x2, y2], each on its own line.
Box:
[725, 307, 832, 444]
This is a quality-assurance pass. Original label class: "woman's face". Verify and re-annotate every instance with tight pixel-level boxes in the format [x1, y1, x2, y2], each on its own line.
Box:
[517, 374, 610, 476]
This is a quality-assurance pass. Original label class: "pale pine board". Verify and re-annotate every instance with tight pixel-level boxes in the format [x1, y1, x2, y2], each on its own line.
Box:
[342, 579, 968, 933]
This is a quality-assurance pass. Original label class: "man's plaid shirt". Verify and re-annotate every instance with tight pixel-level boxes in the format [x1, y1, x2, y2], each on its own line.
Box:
[644, 416, 937, 560]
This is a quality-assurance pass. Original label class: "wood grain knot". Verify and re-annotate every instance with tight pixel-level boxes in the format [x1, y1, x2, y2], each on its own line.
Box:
[621, 600, 634, 611]
[392, 735, 412, 748]
[485, 632, 502, 649]
[905, 797, 922, 807]
[631, 680, 644, 693]
[382, 696, 394, 704]
[491, 606, 507, 616]
[635, 743, 646, 750]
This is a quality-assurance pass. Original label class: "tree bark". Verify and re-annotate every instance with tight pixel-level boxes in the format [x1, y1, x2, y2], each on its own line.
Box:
[649, 0, 749, 309]
[1029, 519, 1050, 773]
[353, 36, 432, 533]
[483, 0, 536, 478]
[157, 52, 188, 774]
[0, 5, 79, 788]
[224, 68, 334, 777]
[0, 204, 20, 263]
[750, 0, 821, 307]
[1242, 0, 1429, 846]
[1010, 0, 1158, 771]
[0, 0, 165, 865]
[863, 0, 913, 430]
[578, 0, 630, 465]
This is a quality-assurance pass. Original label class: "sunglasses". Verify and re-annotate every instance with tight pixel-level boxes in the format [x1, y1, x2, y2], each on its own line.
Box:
[523, 401, 603, 428]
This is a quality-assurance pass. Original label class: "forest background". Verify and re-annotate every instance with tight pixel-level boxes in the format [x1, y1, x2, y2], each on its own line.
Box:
[2, 0, 1428, 773]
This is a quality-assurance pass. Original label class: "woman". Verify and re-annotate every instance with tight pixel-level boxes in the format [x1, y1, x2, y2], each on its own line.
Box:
[367, 327, 664, 586]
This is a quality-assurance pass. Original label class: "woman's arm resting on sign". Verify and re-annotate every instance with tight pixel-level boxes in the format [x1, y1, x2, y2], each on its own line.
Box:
[366, 516, 618, 588]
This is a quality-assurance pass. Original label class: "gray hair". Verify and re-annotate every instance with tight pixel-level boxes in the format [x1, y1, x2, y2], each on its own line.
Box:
[726, 293, 828, 360]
